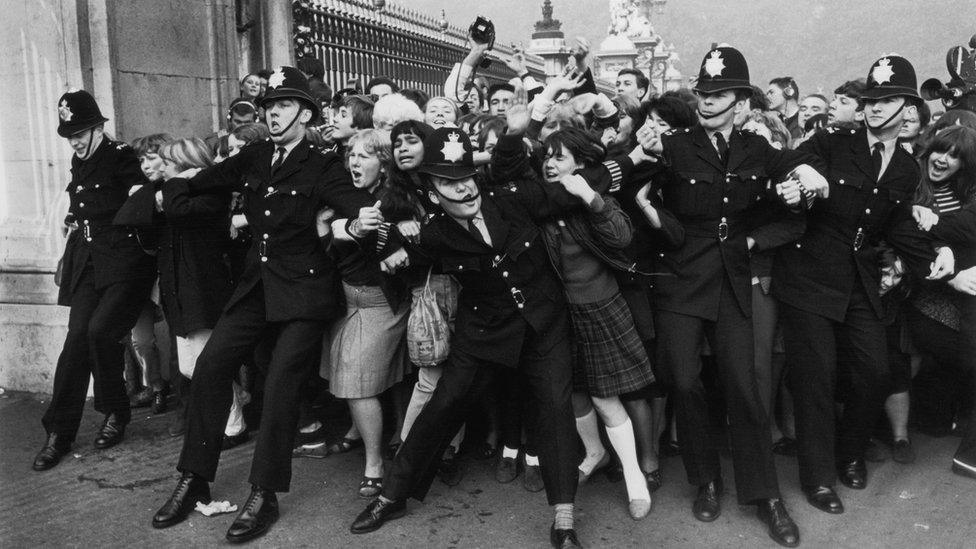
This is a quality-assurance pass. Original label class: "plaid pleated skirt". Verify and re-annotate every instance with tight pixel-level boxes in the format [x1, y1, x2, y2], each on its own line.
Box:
[323, 283, 409, 399]
[570, 293, 655, 398]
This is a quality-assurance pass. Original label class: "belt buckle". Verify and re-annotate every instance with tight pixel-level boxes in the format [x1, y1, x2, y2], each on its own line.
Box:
[853, 228, 865, 251]
[83, 225, 92, 242]
[718, 221, 729, 242]
[510, 288, 525, 309]
[258, 240, 267, 257]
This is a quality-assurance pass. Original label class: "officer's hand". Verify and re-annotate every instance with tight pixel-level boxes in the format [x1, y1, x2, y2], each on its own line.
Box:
[505, 105, 531, 135]
[913, 205, 939, 231]
[316, 207, 336, 238]
[928, 246, 955, 280]
[355, 200, 385, 234]
[397, 220, 421, 244]
[635, 124, 663, 155]
[154, 190, 164, 212]
[948, 266, 976, 295]
[791, 164, 829, 199]
[380, 247, 410, 274]
[776, 179, 802, 207]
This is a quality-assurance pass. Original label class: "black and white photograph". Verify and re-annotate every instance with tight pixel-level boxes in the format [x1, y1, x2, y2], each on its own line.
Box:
[1, 0, 975, 547]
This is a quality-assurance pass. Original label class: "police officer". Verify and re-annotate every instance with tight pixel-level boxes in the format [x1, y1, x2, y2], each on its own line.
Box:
[775, 55, 946, 514]
[33, 91, 156, 471]
[350, 125, 590, 548]
[151, 66, 379, 543]
[639, 46, 828, 547]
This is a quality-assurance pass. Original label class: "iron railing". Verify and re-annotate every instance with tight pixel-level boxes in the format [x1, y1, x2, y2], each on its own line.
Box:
[294, 0, 551, 99]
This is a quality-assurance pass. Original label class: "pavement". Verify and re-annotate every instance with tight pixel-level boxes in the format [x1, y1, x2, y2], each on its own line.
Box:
[2, 389, 975, 549]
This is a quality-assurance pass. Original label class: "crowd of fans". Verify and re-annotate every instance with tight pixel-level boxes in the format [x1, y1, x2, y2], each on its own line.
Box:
[39, 33, 976, 548]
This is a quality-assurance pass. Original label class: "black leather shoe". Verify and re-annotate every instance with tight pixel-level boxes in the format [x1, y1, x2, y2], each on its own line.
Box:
[437, 448, 464, 487]
[226, 486, 279, 544]
[222, 431, 251, 451]
[523, 463, 545, 493]
[32, 433, 71, 471]
[350, 497, 407, 534]
[837, 459, 867, 490]
[802, 485, 844, 514]
[550, 522, 582, 548]
[757, 498, 800, 548]
[692, 479, 723, 522]
[93, 413, 128, 449]
[495, 455, 519, 483]
[152, 472, 211, 529]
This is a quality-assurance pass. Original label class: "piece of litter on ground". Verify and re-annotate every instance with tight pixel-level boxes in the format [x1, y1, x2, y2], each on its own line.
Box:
[899, 490, 916, 500]
[73, 453, 82, 458]
[195, 500, 238, 516]
[913, 523, 930, 532]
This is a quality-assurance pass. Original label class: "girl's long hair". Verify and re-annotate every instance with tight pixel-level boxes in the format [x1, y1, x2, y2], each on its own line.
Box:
[914, 125, 976, 207]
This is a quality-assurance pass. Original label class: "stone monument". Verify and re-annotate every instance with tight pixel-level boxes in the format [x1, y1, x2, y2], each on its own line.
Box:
[594, 0, 683, 92]
[526, 0, 570, 78]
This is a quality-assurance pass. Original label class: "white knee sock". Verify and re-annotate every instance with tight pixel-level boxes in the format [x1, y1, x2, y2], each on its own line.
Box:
[605, 418, 650, 502]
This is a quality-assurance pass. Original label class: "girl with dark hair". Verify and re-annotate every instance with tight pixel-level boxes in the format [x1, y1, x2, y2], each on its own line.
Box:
[642, 95, 696, 133]
[907, 126, 976, 470]
[388, 119, 472, 483]
[540, 127, 655, 519]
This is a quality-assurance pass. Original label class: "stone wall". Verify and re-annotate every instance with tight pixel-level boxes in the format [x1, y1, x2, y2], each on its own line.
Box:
[0, 0, 266, 393]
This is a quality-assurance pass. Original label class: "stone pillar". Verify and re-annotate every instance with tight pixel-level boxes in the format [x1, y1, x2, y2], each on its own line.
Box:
[262, 0, 295, 69]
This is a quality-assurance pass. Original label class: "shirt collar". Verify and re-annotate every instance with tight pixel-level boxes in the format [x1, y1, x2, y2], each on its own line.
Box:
[706, 127, 733, 144]
[866, 131, 897, 154]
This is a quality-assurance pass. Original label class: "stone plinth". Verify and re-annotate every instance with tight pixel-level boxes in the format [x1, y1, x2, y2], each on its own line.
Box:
[594, 35, 639, 82]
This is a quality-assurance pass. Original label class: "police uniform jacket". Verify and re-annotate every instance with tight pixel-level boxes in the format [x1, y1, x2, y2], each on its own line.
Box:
[58, 138, 155, 305]
[185, 138, 376, 322]
[773, 127, 936, 322]
[407, 134, 587, 367]
[157, 177, 235, 336]
[928, 202, 976, 270]
[650, 125, 808, 320]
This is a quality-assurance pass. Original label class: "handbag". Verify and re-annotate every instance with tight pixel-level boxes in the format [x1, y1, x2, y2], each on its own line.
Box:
[407, 269, 451, 367]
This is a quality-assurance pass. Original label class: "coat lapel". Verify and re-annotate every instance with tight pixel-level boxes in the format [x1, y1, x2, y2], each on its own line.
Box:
[725, 130, 748, 173]
[850, 129, 876, 180]
[692, 125, 725, 173]
[480, 197, 508, 251]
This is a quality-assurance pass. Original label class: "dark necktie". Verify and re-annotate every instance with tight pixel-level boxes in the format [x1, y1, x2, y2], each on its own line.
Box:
[271, 146, 287, 174]
[714, 132, 728, 164]
[467, 218, 487, 245]
[871, 142, 885, 180]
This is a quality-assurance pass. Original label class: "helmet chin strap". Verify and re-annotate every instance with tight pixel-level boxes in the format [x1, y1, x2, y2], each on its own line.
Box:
[865, 99, 907, 131]
[697, 98, 738, 120]
[433, 184, 481, 204]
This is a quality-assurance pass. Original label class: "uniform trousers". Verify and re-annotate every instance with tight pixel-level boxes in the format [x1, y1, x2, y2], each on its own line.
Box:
[43, 266, 153, 439]
[654, 278, 780, 504]
[177, 282, 325, 492]
[780, 288, 890, 487]
[383, 315, 577, 505]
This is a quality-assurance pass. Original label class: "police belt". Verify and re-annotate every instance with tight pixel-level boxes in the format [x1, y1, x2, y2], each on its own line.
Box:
[76, 221, 125, 243]
[679, 218, 745, 241]
[255, 238, 321, 259]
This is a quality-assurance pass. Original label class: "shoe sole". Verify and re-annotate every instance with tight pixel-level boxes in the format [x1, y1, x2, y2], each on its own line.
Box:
[350, 508, 407, 534]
